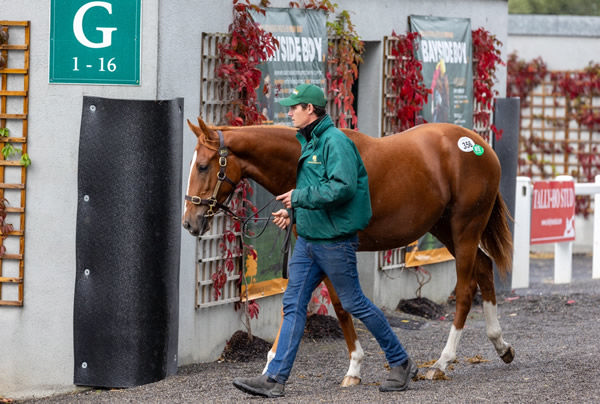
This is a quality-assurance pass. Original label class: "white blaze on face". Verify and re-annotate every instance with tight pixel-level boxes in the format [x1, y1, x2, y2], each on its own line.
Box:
[185, 150, 198, 214]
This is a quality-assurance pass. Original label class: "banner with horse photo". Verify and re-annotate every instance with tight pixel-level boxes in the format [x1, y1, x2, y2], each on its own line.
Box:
[409, 15, 473, 128]
[251, 7, 327, 124]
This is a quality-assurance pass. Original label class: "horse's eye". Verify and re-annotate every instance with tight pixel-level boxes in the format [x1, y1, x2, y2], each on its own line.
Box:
[197, 164, 209, 172]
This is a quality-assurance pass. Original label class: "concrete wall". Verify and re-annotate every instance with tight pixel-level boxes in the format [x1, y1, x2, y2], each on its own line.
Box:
[507, 14, 600, 70]
[0, 0, 509, 398]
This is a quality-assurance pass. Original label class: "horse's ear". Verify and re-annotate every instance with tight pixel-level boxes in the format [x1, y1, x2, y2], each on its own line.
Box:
[197, 117, 211, 135]
[187, 119, 202, 138]
[197, 117, 219, 142]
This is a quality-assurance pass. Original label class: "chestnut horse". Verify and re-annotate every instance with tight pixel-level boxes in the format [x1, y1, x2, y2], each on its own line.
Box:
[183, 118, 515, 384]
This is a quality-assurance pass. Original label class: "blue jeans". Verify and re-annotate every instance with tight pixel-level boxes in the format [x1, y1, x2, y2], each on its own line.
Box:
[266, 235, 409, 384]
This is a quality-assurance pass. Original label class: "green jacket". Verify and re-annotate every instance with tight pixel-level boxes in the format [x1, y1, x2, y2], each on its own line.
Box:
[291, 115, 372, 241]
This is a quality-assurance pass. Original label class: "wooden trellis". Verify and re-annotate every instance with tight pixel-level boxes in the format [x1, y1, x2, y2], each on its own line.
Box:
[518, 73, 600, 182]
[199, 32, 238, 126]
[0, 21, 29, 307]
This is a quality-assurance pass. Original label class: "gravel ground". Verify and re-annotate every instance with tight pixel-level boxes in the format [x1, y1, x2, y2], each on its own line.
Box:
[17, 254, 600, 403]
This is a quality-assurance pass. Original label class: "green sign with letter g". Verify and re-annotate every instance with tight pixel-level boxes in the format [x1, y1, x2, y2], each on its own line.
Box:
[49, 0, 141, 85]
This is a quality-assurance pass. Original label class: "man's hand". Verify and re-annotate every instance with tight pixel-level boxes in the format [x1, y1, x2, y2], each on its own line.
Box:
[272, 209, 290, 230]
[276, 189, 294, 209]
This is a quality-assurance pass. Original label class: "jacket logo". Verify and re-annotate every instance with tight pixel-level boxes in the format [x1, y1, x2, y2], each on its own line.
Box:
[307, 154, 321, 164]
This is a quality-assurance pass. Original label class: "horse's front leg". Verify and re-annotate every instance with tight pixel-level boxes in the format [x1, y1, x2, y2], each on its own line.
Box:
[263, 278, 363, 387]
[262, 308, 282, 375]
[322, 277, 363, 387]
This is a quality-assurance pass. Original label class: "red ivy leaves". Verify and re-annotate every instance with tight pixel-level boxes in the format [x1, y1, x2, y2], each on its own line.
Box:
[211, 268, 228, 300]
[472, 28, 503, 109]
[506, 52, 547, 108]
[472, 27, 504, 141]
[247, 299, 260, 319]
[217, 0, 279, 126]
[388, 31, 430, 132]
[551, 63, 600, 130]
[326, 9, 363, 129]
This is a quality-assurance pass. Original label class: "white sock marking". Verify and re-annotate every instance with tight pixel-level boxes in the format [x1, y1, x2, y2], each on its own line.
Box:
[345, 340, 364, 378]
[483, 300, 509, 354]
[435, 325, 462, 371]
[262, 349, 276, 374]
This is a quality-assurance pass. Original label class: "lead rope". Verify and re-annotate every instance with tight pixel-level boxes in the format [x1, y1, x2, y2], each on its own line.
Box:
[239, 196, 293, 279]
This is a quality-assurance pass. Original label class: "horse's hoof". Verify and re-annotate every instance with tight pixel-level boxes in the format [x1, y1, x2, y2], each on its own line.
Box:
[500, 346, 515, 363]
[425, 368, 446, 380]
[340, 375, 361, 387]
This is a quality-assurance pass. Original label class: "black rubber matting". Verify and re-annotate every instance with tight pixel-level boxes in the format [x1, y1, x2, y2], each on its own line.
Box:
[74, 96, 183, 388]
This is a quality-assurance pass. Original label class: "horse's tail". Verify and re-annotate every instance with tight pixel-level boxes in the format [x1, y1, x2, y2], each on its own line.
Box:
[481, 193, 513, 277]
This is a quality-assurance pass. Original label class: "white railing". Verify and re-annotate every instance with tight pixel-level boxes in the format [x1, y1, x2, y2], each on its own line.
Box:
[512, 174, 600, 289]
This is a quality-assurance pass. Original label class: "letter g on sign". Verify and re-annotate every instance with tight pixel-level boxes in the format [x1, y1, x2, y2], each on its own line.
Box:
[73, 1, 117, 49]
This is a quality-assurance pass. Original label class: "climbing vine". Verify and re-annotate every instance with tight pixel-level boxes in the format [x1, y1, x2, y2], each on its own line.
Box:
[387, 30, 430, 131]
[325, 7, 363, 128]
[0, 127, 30, 167]
[508, 53, 600, 216]
[213, 0, 278, 332]
[506, 52, 547, 107]
[217, 0, 279, 126]
[472, 27, 504, 140]
[0, 127, 28, 258]
[551, 63, 600, 130]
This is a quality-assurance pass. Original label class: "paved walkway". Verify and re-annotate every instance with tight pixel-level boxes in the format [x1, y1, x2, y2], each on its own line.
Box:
[16, 254, 600, 403]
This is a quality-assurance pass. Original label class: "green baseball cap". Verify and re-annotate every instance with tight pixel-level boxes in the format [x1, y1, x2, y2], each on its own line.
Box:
[279, 84, 327, 107]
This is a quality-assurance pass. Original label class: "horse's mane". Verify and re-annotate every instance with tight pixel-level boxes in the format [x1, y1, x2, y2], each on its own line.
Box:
[208, 124, 292, 131]
[200, 124, 297, 151]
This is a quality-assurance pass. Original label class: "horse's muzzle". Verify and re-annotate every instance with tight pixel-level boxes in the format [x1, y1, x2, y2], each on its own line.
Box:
[182, 211, 211, 236]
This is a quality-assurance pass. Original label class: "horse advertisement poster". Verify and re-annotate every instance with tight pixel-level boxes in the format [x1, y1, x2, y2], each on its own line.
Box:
[241, 9, 326, 300]
[252, 8, 327, 125]
[409, 15, 473, 128]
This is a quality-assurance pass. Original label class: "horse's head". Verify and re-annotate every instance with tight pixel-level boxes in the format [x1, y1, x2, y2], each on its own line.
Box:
[182, 118, 242, 236]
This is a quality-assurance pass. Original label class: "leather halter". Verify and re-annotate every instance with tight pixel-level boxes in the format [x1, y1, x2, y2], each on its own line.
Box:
[184, 130, 239, 218]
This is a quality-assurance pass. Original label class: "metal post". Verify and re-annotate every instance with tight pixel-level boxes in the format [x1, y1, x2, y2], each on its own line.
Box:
[512, 177, 531, 289]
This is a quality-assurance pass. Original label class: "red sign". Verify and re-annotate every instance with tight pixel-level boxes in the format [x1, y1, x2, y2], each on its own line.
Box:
[530, 180, 576, 244]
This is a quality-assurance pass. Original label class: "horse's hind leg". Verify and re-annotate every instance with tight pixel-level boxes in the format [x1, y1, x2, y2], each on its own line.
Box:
[426, 228, 479, 379]
[322, 277, 363, 387]
[475, 249, 515, 363]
